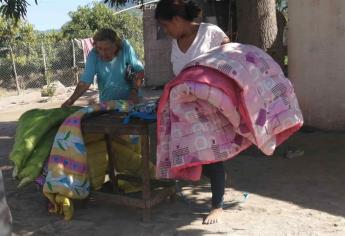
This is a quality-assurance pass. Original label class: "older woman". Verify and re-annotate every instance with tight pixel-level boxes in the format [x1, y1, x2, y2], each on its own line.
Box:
[62, 28, 144, 107]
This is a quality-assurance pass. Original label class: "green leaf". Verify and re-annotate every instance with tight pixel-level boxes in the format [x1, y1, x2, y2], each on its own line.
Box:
[64, 131, 71, 140]
[47, 181, 53, 191]
[80, 178, 88, 187]
[57, 141, 66, 151]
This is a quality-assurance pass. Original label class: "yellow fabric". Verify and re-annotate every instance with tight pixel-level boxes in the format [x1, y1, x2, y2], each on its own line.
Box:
[43, 192, 74, 221]
[84, 134, 108, 190]
[85, 134, 155, 193]
[45, 134, 155, 221]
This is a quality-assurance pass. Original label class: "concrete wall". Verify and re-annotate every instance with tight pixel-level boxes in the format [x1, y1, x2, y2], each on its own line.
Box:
[289, 0, 345, 130]
[143, 8, 173, 86]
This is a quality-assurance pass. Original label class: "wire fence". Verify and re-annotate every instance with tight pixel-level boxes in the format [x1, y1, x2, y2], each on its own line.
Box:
[0, 40, 86, 97]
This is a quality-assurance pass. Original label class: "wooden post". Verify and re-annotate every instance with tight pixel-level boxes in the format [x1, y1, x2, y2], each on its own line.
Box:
[105, 133, 119, 193]
[41, 43, 48, 85]
[71, 39, 78, 84]
[141, 134, 151, 222]
[9, 46, 20, 95]
[72, 40, 76, 67]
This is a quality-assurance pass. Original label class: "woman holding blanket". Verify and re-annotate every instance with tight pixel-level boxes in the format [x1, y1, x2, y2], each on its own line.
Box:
[62, 28, 144, 107]
[155, 0, 230, 224]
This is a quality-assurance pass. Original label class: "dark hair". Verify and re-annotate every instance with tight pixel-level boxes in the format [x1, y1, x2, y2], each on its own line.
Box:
[93, 28, 122, 48]
[155, 0, 202, 22]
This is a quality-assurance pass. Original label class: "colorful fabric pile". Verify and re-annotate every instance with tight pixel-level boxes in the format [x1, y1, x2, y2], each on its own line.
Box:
[10, 100, 158, 220]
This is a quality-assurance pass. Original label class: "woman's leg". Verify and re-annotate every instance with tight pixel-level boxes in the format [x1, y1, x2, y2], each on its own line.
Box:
[202, 161, 225, 208]
[202, 161, 225, 224]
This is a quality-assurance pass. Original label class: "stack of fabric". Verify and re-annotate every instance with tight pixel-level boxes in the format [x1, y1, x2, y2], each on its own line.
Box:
[10, 100, 158, 220]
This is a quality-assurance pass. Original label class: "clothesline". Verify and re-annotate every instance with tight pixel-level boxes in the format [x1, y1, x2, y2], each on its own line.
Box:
[112, 0, 160, 15]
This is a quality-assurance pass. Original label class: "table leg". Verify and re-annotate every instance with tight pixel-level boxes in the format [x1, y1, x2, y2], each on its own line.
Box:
[141, 134, 151, 222]
[105, 134, 119, 193]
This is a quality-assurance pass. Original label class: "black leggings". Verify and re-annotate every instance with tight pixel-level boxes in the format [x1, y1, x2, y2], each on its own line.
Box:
[202, 161, 225, 209]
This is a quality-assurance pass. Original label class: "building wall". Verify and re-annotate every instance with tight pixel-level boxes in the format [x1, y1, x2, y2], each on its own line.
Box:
[289, 0, 345, 130]
[143, 8, 173, 87]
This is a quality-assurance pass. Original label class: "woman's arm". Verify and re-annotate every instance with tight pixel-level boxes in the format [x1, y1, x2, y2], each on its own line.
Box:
[125, 40, 145, 103]
[128, 71, 144, 104]
[61, 81, 90, 108]
[62, 49, 97, 108]
[133, 71, 144, 89]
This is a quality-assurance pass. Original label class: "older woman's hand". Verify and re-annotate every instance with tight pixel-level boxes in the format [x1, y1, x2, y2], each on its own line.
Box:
[128, 88, 139, 104]
[61, 98, 74, 108]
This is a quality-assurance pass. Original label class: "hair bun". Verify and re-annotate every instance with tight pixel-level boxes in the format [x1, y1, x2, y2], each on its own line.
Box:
[185, 0, 202, 21]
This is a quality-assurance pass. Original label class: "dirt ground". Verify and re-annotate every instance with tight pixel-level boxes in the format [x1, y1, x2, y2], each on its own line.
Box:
[0, 89, 344, 236]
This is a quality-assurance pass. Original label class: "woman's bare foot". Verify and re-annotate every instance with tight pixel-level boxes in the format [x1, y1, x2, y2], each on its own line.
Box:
[203, 208, 223, 224]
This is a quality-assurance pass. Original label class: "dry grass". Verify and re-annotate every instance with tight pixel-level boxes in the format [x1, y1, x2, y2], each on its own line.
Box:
[0, 88, 18, 98]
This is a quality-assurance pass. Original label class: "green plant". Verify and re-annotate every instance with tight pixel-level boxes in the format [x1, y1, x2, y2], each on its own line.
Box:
[61, 2, 144, 60]
[41, 82, 56, 97]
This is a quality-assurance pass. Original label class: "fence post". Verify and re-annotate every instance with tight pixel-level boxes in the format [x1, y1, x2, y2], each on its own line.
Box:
[9, 46, 20, 95]
[41, 43, 48, 85]
[71, 39, 78, 84]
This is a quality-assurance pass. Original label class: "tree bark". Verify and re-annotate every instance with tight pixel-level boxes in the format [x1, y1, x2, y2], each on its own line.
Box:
[236, 0, 283, 66]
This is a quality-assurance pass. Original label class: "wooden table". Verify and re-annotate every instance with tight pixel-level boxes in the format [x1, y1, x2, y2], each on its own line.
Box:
[81, 111, 175, 222]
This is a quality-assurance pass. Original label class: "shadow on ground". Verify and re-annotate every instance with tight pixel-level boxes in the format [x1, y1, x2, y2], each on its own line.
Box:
[1, 117, 345, 235]
[180, 130, 345, 219]
[0, 120, 213, 236]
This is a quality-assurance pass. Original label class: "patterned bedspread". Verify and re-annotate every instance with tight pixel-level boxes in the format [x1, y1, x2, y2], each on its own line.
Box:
[156, 43, 303, 181]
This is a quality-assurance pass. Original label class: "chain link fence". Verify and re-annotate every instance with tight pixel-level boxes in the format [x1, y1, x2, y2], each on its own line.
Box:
[0, 40, 86, 97]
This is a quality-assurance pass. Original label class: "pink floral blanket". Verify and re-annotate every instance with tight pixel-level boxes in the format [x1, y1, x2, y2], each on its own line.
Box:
[156, 43, 303, 181]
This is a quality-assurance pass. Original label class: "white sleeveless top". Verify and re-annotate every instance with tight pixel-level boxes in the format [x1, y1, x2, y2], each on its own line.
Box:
[171, 23, 227, 76]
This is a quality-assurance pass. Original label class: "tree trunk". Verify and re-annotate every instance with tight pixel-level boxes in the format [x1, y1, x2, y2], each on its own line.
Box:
[236, 0, 284, 66]
[276, 10, 287, 72]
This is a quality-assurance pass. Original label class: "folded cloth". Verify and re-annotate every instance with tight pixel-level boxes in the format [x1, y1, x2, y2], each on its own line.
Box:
[9, 107, 81, 187]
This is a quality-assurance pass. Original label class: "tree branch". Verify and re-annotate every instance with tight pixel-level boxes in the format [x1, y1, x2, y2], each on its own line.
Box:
[0, 0, 143, 21]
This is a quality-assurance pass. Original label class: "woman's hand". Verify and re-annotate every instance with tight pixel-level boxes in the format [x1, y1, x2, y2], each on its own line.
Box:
[128, 88, 139, 104]
[61, 81, 90, 108]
